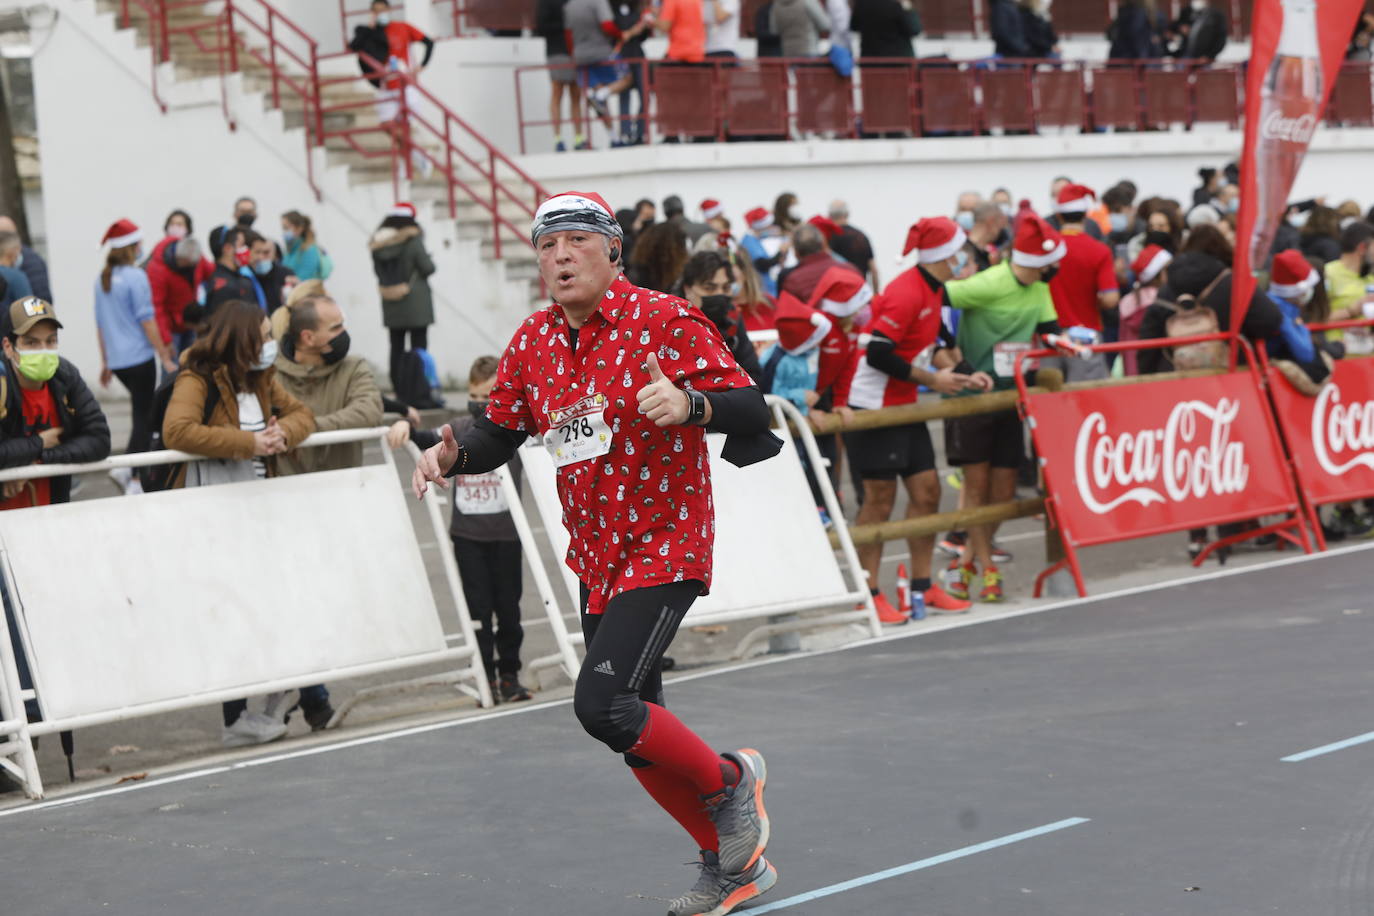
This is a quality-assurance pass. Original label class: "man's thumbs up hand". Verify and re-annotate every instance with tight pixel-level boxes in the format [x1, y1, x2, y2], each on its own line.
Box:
[636, 351, 690, 428]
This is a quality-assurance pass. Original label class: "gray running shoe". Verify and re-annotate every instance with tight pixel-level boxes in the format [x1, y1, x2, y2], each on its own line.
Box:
[706, 749, 770, 875]
[667, 851, 777, 916]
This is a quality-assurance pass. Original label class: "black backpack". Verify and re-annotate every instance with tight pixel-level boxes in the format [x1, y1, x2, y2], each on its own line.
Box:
[139, 369, 220, 492]
[393, 350, 440, 410]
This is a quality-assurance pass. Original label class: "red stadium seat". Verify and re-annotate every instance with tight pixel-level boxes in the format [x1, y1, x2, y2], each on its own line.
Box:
[652, 64, 719, 138]
[1051, 0, 1111, 35]
[795, 65, 855, 135]
[919, 0, 978, 37]
[1090, 66, 1140, 130]
[858, 64, 919, 135]
[723, 62, 789, 137]
[1142, 67, 1191, 128]
[460, 0, 532, 31]
[920, 66, 977, 134]
[981, 67, 1034, 132]
[1034, 67, 1086, 130]
[1193, 66, 1240, 127]
[1329, 63, 1374, 128]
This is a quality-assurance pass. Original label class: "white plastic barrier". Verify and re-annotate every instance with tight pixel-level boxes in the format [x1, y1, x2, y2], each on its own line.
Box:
[0, 429, 492, 800]
[505, 396, 879, 683]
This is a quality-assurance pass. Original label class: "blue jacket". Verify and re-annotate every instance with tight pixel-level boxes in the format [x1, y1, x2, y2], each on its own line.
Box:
[760, 343, 820, 415]
[283, 238, 327, 282]
[0, 265, 32, 302]
[1267, 293, 1317, 364]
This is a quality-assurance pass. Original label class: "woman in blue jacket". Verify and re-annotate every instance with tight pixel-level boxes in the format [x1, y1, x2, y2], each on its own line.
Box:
[281, 210, 331, 282]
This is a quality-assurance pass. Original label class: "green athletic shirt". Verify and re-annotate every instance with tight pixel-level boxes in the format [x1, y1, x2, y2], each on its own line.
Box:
[944, 261, 1056, 392]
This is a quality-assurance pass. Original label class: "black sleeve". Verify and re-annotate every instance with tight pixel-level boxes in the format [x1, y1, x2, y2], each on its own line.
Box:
[1035, 320, 1062, 336]
[0, 424, 42, 469]
[866, 331, 914, 381]
[43, 369, 111, 465]
[419, 36, 435, 67]
[411, 427, 440, 450]
[731, 329, 765, 385]
[704, 386, 770, 435]
[446, 414, 528, 476]
[381, 395, 409, 416]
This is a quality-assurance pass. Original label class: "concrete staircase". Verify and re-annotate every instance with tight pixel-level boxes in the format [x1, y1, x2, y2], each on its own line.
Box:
[94, 0, 545, 312]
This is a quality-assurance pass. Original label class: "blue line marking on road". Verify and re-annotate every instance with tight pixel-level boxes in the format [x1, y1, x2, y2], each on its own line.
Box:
[1281, 730, 1374, 763]
[747, 816, 1091, 913]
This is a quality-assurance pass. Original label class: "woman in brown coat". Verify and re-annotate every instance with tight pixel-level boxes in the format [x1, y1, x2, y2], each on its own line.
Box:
[161, 297, 316, 748]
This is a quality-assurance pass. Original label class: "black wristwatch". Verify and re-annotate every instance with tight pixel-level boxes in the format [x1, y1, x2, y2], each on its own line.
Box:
[685, 388, 708, 426]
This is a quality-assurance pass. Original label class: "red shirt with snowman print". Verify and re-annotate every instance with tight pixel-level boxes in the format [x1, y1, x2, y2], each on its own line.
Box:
[486, 275, 754, 614]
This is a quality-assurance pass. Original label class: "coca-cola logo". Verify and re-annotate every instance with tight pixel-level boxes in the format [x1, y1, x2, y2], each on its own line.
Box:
[1261, 110, 1318, 145]
[1073, 399, 1250, 514]
[1311, 383, 1374, 476]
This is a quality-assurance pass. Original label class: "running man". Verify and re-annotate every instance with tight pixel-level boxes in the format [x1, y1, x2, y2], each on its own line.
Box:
[413, 191, 777, 916]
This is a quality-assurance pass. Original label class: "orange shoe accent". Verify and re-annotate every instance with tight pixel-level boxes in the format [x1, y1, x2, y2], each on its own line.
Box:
[924, 582, 971, 613]
[872, 593, 908, 625]
[719, 860, 778, 915]
[979, 565, 1005, 603]
[736, 748, 769, 872]
[945, 560, 976, 601]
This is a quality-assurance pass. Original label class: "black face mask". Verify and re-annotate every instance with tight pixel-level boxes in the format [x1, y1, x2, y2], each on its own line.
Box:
[699, 294, 738, 336]
[237, 212, 257, 228]
[321, 329, 351, 365]
[1041, 264, 1061, 283]
[467, 399, 490, 419]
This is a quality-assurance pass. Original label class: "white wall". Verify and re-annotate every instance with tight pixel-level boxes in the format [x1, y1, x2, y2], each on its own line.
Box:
[516, 128, 1374, 281]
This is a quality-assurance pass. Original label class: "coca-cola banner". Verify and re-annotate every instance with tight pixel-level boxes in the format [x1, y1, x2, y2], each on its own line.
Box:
[1027, 374, 1299, 547]
[1268, 359, 1374, 505]
[1232, 0, 1366, 332]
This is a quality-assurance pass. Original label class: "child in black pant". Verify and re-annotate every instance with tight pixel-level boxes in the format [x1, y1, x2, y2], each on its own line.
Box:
[396, 355, 531, 703]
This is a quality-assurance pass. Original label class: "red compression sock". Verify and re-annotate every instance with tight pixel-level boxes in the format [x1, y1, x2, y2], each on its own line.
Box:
[628, 703, 741, 795]
[632, 764, 719, 852]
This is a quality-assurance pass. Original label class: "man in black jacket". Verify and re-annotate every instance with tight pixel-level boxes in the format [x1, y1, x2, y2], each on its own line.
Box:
[1170, 0, 1228, 60]
[194, 226, 261, 325]
[850, 0, 919, 60]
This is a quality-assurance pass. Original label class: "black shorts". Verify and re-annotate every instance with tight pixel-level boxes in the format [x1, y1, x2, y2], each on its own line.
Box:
[944, 409, 1024, 469]
[844, 419, 936, 480]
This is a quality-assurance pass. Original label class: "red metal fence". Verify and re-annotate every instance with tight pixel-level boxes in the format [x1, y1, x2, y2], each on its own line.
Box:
[514, 58, 1374, 151]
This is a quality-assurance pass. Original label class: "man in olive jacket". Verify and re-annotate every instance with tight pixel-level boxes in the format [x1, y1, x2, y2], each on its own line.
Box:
[273, 293, 383, 477]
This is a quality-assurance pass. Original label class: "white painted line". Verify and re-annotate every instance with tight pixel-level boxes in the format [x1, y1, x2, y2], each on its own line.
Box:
[748, 817, 1091, 913]
[1281, 730, 1374, 763]
[8, 541, 1372, 818]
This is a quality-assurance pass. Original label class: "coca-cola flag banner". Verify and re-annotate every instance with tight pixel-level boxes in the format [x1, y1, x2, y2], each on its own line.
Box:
[1232, 0, 1367, 333]
[1026, 374, 1300, 547]
[1267, 357, 1374, 506]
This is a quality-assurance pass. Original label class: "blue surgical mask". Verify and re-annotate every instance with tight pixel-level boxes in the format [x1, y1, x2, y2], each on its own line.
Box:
[954, 211, 975, 231]
[1109, 213, 1129, 233]
[13, 252, 23, 270]
[376, 13, 390, 25]
[255, 339, 278, 371]
[998, 203, 1013, 219]
[253, 259, 273, 276]
[282, 230, 297, 246]
[949, 250, 969, 274]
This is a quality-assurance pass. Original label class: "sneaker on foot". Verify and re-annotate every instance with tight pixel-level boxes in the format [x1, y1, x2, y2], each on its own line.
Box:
[937, 530, 966, 558]
[301, 701, 335, 731]
[979, 565, 1005, 603]
[945, 560, 975, 602]
[667, 852, 777, 916]
[554, 139, 568, 152]
[498, 674, 532, 703]
[222, 712, 288, 748]
[924, 582, 971, 614]
[706, 749, 769, 875]
[871, 593, 908, 625]
[990, 541, 1013, 564]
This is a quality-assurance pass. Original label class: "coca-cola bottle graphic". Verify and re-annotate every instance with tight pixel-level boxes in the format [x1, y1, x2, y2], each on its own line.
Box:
[1251, 0, 1322, 267]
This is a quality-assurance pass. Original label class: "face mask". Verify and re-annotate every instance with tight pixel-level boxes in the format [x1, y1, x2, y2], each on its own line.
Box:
[1109, 213, 1129, 233]
[949, 250, 969, 274]
[237, 212, 257, 229]
[167, 224, 188, 240]
[376, 13, 391, 25]
[1288, 210, 1310, 229]
[954, 211, 975, 231]
[14, 348, 58, 383]
[235, 246, 252, 267]
[253, 258, 274, 276]
[787, 205, 802, 222]
[1226, 199, 1240, 214]
[467, 398, 490, 419]
[1041, 264, 1061, 283]
[255, 339, 278, 371]
[998, 203, 1013, 219]
[321, 329, 351, 365]
[282, 230, 297, 245]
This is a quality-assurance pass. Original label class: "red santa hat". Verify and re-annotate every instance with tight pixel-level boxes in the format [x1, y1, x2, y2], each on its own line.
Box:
[903, 217, 968, 263]
[1011, 215, 1067, 269]
[1131, 245, 1172, 285]
[808, 215, 842, 241]
[101, 218, 142, 249]
[1055, 183, 1096, 214]
[746, 207, 773, 232]
[808, 266, 873, 318]
[1269, 249, 1320, 300]
[773, 291, 833, 354]
[389, 202, 417, 219]
[701, 198, 724, 220]
[530, 190, 622, 244]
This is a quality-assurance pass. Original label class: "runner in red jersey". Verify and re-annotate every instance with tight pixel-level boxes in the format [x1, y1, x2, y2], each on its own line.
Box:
[838, 218, 991, 622]
[413, 191, 779, 916]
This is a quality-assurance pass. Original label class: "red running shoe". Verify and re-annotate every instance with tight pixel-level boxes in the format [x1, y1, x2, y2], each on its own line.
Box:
[924, 582, 971, 614]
